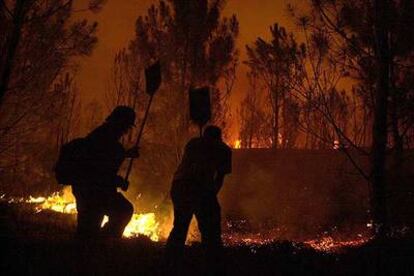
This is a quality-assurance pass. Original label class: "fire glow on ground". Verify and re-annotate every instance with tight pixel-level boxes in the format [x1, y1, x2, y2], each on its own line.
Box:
[2, 187, 373, 254]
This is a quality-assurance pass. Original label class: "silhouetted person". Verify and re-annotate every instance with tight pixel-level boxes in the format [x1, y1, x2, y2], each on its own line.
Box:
[166, 125, 232, 274]
[72, 106, 139, 239]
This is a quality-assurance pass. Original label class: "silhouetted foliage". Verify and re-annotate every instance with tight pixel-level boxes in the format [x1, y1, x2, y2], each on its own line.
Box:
[0, 0, 103, 194]
[105, 0, 239, 199]
[245, 24, 305, 149]
[287, 0, 414, 237]
[238, 71, 272, 148]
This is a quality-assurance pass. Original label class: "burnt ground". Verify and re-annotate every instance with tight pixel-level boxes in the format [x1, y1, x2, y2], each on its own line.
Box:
[1, 202, 414, 276]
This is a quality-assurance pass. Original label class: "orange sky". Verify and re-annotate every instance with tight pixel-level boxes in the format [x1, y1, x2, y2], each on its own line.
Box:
[76, 0, 301, 137]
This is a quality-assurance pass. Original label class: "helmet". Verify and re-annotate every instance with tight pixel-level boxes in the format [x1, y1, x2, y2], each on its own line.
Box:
[106, 106, 136, 127]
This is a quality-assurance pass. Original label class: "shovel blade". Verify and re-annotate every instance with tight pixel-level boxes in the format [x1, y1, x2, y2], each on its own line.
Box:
[145, 61, 162, 95]
[189, 86, 211, 127]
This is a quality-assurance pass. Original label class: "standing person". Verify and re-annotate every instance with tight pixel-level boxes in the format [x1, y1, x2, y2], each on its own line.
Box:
[71, 106, 139, 239]
[166, 125, 232, 273]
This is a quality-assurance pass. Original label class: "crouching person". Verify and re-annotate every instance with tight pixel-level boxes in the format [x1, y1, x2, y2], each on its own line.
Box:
[55, 106, 139, 239]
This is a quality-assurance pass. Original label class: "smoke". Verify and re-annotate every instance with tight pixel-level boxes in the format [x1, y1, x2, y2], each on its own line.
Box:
[219, 149, 371, 240]
[122, 148, 371, 241]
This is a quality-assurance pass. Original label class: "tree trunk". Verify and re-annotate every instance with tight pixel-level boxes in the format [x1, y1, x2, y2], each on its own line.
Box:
[371, 0, 390, 239]
[0, 0, 26, 110]
[389, 60, 404, 171]
[272, 88, 279, 149]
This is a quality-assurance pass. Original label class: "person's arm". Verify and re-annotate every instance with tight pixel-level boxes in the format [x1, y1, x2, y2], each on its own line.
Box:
[124, 146, 140, 158]
[213, 145, 232, 195]
[213, 172, 226, 195]
[103, 143, 135, 190]
[113, 175, 129, 191]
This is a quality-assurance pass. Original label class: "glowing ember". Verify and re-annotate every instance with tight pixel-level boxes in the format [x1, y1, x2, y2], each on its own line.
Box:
[16, 189, 373, 252]
[304, 236, 371, 252]
[223, 231, 371, 253]
[223, 233, 276, 246]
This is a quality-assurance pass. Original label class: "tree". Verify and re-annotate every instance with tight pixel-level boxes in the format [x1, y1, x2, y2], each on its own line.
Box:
[131, 0, 238, 155]
[238, 70, 272, 148]
[281, 96, 300, 149]
[289, 0, 414, 237]
[245, 24, 305, 149]
[0, 0, 103, 108]
[371, 0, 391, 238]
[0, 0, 103, 193]
[103, 0, 239, 198]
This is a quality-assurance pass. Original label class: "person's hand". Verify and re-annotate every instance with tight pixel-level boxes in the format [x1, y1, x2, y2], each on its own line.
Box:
[115, 175, 129, 191]
[125, 146, 140, 158]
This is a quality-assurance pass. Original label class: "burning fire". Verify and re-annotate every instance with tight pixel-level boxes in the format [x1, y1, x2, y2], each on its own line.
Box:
[26, 187, 160, 241]
[233, 139, 241, 149]
[27, 193, 76, 214]
[101, 213, 159, 241]
[15, 188, 372, 252]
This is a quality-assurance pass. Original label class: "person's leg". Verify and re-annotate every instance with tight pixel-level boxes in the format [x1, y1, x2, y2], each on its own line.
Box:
[196, 195, 222, 247]
[76, 208, 104, 238]
[164, 194, 194, 275]
[196, 195, 224, 274]
[102, 192, 134, 238]
[73, 188, 104, 239]
[166, 197, 193, 252]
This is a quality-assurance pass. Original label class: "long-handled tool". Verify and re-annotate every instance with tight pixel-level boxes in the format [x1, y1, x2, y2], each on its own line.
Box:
[189, 86, 211, 137]
[124, 61, 161, 181]
[155, 86, 212, 213]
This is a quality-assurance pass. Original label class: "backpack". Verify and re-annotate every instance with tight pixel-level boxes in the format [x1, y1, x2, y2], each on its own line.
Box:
[54, 138, 90, 185]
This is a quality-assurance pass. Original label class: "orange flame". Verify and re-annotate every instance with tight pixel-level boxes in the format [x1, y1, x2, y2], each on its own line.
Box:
[27, 187, 160, 241]
[233, 139, 241, 149]
[22, 189, 371, 252]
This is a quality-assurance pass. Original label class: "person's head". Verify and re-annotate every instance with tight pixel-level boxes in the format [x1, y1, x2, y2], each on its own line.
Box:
[105, 106, 136, 138]
[203, 125, 222, 142]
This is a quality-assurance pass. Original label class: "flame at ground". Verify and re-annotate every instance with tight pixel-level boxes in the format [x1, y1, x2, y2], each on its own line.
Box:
[233, 139, 241, 149]
[28, 193, 77, 214]
[22, 189, 372, 252]
[101, 213, 159, 241]
[26, 187, 160, 241]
